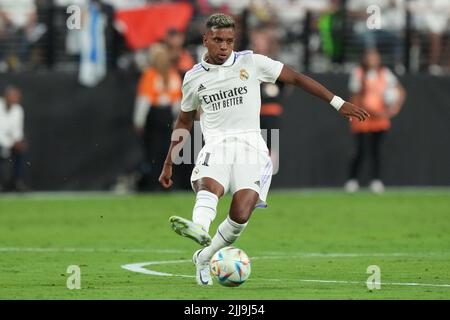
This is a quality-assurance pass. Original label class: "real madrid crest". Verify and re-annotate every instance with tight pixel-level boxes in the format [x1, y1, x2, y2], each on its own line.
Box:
[240, 68, 249, 81]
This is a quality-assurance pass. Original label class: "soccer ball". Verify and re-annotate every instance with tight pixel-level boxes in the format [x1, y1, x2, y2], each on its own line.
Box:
[210, 246, 251, 287]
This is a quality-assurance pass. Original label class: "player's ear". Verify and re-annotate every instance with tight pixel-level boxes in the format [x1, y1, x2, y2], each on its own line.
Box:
[202, 34, 207, 47]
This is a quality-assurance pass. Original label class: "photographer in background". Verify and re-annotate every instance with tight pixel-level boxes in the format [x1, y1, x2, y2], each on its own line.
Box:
[0, 86, 28, 192]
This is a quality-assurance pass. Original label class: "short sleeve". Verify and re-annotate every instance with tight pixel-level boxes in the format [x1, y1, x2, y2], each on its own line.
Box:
[253, 54, 284, 83]
[12, 106, 24, 142]
[384, 68, 398, 89]
[348, 68, 362, 93]
[180, 78, 199, 112]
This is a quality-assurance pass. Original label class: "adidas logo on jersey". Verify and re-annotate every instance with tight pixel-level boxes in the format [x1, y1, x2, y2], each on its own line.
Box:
[198, 84, 206, 92]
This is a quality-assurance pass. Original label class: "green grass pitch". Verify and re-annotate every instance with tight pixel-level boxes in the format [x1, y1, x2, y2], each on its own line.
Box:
[0, 189, 449, 299]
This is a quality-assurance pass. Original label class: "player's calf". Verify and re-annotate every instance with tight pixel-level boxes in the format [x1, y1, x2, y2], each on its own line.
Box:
[228, 189, 259, 224]
[197, 216, 247, 264]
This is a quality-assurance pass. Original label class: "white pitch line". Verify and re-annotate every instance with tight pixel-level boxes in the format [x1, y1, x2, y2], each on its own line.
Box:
[257, 252, 450, 258]
[2, 247, 450, 257]
[0, 247, 184, 254]
[122, 260, 195, 278]
[259, 278, 450, 288]
[121, 257, 450, 289]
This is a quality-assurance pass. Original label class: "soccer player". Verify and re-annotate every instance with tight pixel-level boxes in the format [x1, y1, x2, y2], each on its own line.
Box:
[158, 13, 369, 286]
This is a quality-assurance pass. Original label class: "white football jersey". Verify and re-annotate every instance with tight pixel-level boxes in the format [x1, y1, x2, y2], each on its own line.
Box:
[181, 50, 283, 145]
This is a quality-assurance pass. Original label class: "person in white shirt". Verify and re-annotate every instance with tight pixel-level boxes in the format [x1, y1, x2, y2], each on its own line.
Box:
[158, 13, 369, 286]
[0, 0, 36, 30]
[409, 0, 450, 75]
[0, 86, 27, 191]
[0, 0, 37, 69]
[347, 0, 406, 73]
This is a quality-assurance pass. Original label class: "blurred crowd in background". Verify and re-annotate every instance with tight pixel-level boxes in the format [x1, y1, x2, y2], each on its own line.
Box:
[0, 0, 448, 192]
[0, 0, 449, 76]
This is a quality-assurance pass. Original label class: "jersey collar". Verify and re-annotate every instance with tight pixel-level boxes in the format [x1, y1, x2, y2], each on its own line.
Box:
[201, 51, 236, 71]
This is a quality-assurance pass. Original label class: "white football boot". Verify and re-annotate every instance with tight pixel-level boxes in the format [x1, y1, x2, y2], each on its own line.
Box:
[193, 249, 213, 286]
[169, 216, 211, 247]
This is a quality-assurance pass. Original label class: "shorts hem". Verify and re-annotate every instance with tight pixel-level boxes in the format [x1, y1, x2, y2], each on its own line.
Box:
[191, 176, 228, 194]
[231, 186, 268, 209]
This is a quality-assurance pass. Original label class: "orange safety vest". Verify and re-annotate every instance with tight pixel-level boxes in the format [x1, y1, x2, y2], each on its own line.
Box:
[176, 50, 195, 74]
[350, 67, 391, 133]
[137, 67, 182, 107]
[261, 102, 283, 116]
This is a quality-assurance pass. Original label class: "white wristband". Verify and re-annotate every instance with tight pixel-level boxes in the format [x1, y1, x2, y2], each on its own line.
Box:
[330, 95, 345, 111]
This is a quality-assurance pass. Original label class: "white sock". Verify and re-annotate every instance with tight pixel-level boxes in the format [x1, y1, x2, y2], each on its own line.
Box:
[198, 216, 247, 264]
[192, 190, 218, 233]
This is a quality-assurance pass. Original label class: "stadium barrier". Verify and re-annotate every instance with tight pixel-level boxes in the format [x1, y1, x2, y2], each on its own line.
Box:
[1, 72, 449, 190]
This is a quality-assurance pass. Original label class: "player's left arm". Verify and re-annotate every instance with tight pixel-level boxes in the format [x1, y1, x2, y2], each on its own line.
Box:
[277, 65, 370, 121]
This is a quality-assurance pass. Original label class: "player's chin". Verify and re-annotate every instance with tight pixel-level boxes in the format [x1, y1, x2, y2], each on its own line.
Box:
[217, 54, 228, 62]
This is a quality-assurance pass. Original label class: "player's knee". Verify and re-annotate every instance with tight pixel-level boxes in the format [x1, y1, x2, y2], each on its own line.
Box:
[229, 206, 252, 224]
[229, 190, 259, 224]
[193, 178, 224, 198]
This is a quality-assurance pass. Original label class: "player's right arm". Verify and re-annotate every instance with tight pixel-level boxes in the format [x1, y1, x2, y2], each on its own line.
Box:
[159, 67, 201, 188]
[159, 110, 196, 189]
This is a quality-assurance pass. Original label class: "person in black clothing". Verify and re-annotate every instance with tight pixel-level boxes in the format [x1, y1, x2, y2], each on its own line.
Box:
[133, 44, 182, 191]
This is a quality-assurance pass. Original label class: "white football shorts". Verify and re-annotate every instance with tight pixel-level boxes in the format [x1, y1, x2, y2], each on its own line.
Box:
[190, 134, 273, 209]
